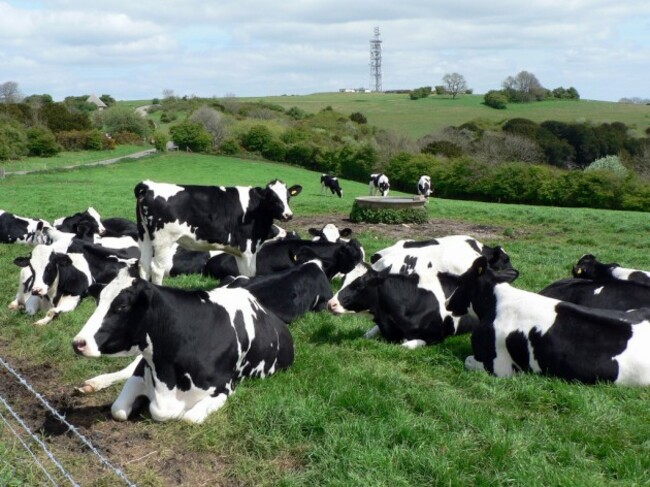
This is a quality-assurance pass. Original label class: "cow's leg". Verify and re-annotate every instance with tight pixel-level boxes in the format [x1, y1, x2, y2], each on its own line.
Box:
[465, 355, 486, 372]
[402, 339, 427, 350]
[111, 359, 146, 421]
[150, 244, 175, 285]
[234, 251, 256, 277]
[78, 356, 141, 394]
[368, 182, 375, 196]
[363, 325, 380, 339]
[33, 295, 80, 326]
[138, 234, 153, 280]
[24, 295, 44, 316]
[182, 392, 229, 424]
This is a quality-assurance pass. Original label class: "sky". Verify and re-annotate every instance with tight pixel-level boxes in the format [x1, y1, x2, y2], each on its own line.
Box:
[1, 1, 649, 102]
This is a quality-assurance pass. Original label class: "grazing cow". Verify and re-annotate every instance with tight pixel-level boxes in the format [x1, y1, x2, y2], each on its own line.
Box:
[308, 224, 353, 243]
[320, 174, 343, 198]
[221, 255, 334, 323]
[13, 240, 136, 325]
[72, 268, 294, 423]
[135, 179, 302, 284]
[573, 254, 650, 286]
[539, 278, 650, 310]
[417, 175, 433, 200]
[446, 256, 650, 385]
[369, 173, 390, 197]
[0, 210, 51, 245]
[204, 238, 364, 281]
[328, 235, 518, 347]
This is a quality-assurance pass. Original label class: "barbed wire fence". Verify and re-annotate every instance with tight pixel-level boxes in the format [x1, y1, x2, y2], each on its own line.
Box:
[0, 356, 137, 486]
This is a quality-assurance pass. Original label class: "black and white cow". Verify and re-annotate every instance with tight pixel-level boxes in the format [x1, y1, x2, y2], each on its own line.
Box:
[72, 268, 294, 423]
[328, 235, 518, 348]
[369, 173, 390, 197]
[308, 224, 353, 243]
[221, 256, 334, 324]
[572, 254, 650, 286]
[8, 265, 50, 316]
[135, 179, 302, 284]
[54, 207, 139, 240]
[0, 210, 51, 245]
[446, 256, 650, 385]
[13, 240, 137, 325]
[417, 175, 433, 201]
[204, 238, 364, 281]
[320, 174, 343, 198]
[539, 278, 650, 310]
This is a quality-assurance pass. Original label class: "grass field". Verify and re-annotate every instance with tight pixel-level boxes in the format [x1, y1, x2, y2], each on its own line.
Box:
[2, 152, 650, 485]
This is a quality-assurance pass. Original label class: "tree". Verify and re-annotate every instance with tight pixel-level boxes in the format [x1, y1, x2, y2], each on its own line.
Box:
[502, 71, 544, 102]
[169, 121, 212, 152]
[442, 73, 468, 99]
[189, 105, 227, 147]
[99, 94, 116, 107]
[0, 81, 22, 104]
[100, 105, 150, 138]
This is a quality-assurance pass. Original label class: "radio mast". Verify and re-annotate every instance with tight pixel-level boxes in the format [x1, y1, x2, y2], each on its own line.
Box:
[370, 27, 382, 93]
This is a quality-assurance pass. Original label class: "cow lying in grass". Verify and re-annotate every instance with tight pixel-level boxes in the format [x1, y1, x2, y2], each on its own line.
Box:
[572, 254, 650, 285]
[446, 256, 650, 385]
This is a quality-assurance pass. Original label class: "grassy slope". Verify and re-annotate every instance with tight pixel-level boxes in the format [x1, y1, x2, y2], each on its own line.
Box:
[1, 153, 650, 485]
[241, 93, 650, 139]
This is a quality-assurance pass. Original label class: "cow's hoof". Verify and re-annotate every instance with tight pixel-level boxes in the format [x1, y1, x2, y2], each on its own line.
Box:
[75, 384, 96, 395]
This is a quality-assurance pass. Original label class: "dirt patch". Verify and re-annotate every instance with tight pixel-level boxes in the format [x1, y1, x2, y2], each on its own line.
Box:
[283, 213, 510, 243]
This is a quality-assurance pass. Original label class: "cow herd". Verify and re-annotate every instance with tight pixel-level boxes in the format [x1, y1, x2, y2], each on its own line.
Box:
[4, 175, 650, 424]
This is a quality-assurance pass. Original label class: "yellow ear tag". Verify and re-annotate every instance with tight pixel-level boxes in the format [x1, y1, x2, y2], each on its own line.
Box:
[478, 266, 484, 274]
[293, 254, 297, 261]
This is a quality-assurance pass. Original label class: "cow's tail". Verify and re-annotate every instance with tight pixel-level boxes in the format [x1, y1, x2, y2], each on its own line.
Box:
[133, 182, 153, 280]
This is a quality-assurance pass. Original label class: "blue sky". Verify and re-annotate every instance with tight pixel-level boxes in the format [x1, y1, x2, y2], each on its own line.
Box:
[1, 0, 648, 102]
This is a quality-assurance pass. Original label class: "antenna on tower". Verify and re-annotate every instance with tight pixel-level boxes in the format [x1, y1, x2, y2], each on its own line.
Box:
[370, 27, 382, 93]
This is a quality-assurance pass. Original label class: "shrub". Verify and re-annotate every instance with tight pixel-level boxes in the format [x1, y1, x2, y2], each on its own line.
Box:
[169, 121, 212, 152]
[85, 129, 104, 151]
[484, 90, 508, 109]
[218, 138, 240, 155]
[350, 112, 368, 124]
[350, 202, 428, 224]
[111, 131, 144, 145]
[409, 87, 432, 100]
[285, 142, 315, 168]
[0, 123, 27, 160]
[421, 140, 463, 158]
[261, 138, 287, 162]
[190, 105, 226, 147]
[100, 105, 150, 138]
[26, 127, 60, 157]
[240, 124, 273, 153]
[434, 85, 446, 95]
[286, 106, 308, 120]
[585, 155, 628, 177]
[152, 131, 168, 152]
[339, 144, 378, 181]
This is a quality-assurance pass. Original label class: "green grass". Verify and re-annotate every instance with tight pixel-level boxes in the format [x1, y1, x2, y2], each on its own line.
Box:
[0, 145, 151, 174]
[2, 153, 650, 485]
[239, 92, 650, 139]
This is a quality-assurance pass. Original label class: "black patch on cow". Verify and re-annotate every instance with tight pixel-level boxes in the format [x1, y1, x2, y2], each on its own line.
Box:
[627, 271, 650, 286]
[505, 331, 532, 373]
[466, 239, 481, 254]
[538, 278, 650, 311]
[403, 239, 440, 249]
[399, 255, 418, 275]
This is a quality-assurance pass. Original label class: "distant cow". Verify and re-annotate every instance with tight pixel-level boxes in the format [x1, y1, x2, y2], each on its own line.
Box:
[417, 175, 433, 200]
[369, 173, 390, 197]
[320, 174, 343, 198]
[135, 179, 302, 284]
[572, 254, 650, 286]
[446, 256, 650, 385]
[0, 210, 51, 245]
[72, 268, 294, 423]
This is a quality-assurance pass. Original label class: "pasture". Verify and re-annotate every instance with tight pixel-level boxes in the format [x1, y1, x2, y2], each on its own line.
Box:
[2, 152, 650, 486]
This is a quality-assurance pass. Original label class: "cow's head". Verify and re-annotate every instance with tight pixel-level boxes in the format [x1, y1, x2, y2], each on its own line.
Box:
[572, 254, 617, 279]
[72, 266, 146, 357]
[308, 224, 353, 243]
[14, 245, 70, 297]
[481, 245, 519, 283]
[327, 264, 386, 314]
[265, 180, 302, 222]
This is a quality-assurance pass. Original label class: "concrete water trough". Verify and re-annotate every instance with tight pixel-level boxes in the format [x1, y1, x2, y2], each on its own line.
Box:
[354, 195, 427, 209]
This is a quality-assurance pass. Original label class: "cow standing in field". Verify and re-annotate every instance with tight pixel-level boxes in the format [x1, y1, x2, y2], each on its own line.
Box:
[134, 179, 302, 284]
[446, 256, 650, 385]
[369, 173, 390, 197]
[417, 175, 433, 201]
[320, 175, 343, 198]
[72, 268, 294, 423]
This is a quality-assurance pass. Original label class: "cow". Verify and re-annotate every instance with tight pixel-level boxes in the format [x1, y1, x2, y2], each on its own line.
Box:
[446, 256, 650, 385]
[134, 179, 302, 284]
[8, 265, 50, 316]
[320, 174, 343, 198]
[72, 267, 294, 423]
[417, 175, 433, 201]
[0, 210, 51, 245]
[539, 278, 650, 310]
[369, 173, 390, 197]
[328, 235, 518, 348]
[12, 240, 137, 325]
[54, 207, 139, 240]
[308, 224, 353, 243]
[204, 238, 364, 281]
[572, 254, 650, 286]
[221, 255, 334, 324]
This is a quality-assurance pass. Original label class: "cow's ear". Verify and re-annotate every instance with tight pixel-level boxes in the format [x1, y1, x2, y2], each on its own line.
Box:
[13, 256, 30, 267]
[472, 256, 488, 277]
[288, 185, 302, 197]
[288, 249, 299, 263]
[88, 283, 105, 302]
[133, 278, 154, 303]
[307, 228, 321, 237]
[339, 228, 353, 238]
[53, 254, 73, 267]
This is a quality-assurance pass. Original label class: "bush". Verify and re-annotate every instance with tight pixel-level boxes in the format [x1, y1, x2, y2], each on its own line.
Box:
[0, 123, 27, 160]
[350, 112, 367, 124]
[339, 144, 378, 181]
[285, 142, 316, 168]
[26, 127, 60, 157]
[350, 202, 428, 224]
[169, 121, 212, 152]
[100, 105, 150, 138]
[111, 131, 144, 145]
[409, 87, 432, 100]
[585, 155, 628, 177]
[152, 131, 168, 152]
[218, 138, 240, 155]
[85, 129, 104, 151]
[286, 106, 308, 120]
[240, 125, 273, 153]
[261, 138, 287, 161]
[421, 140, 463, 158]
[484, 90, 508, 109]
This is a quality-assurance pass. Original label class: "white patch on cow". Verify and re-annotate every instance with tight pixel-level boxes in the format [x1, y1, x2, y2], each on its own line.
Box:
[594, 286, 604, 295]
[613, 320, 650, 385]
[95, 235, 138, 250]
[236, 187, 251, 223]
[145, 180, 185, 201]
[80, 356, 142, 394]
[86, 207, 106, 234]
[321, 224, 341, 243]
[612, 266, 650, 281]
[111, 373, 146, 421]
[402, 339, 427, 350]
[268, 180, 292, 219]
[73, 268, 136, 357]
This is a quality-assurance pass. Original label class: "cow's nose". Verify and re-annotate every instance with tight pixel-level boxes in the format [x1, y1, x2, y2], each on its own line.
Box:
[72, 339, 86, 355]
[327, 299, 341, 314]
[31, 288, 45, 296]
[282, 213, 293, 222]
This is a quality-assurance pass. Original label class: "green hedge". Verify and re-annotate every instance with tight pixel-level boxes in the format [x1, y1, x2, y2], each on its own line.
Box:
[349, 201, 429, 224]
